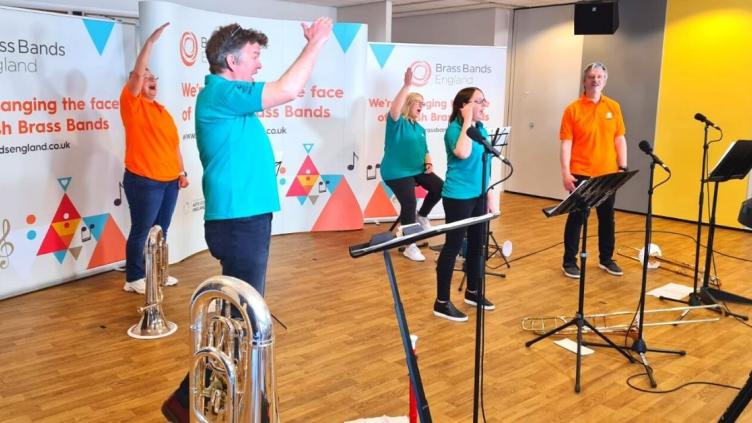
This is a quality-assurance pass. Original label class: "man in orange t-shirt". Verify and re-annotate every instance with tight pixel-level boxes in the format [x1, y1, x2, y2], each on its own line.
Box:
[559, 62, 628, 279]
[120, 23, 189, 294]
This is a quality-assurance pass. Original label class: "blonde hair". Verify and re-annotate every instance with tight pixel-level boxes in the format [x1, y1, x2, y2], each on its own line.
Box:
[401, 93, 423, 121]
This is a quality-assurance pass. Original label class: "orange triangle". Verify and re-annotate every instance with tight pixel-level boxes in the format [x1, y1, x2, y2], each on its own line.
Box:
[312, 178, 363, 231]
[37, 227, 67, 255]
[364, 183, 398, 218]
[58, 233, 75, 248]
[297, 174, 317, 188]
[52, 218, 81, 237]
[52, 194, 81, 223]
[87, 215, 126, 269]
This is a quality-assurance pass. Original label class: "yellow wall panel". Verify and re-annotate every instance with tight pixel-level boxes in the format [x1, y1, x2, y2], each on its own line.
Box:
[654, 1, 752, 227]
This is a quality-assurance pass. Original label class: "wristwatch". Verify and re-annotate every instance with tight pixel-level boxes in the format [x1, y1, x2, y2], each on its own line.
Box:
[618, 166, 629, 172]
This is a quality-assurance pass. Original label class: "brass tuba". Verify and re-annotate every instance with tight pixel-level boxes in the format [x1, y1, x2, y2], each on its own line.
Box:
[190, 276, 278, 422]
[127, 225, 177, 339]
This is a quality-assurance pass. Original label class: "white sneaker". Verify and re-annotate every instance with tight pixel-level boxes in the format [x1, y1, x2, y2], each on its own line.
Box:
[166, 275, 178, 286]
[416, 214, 432, 230]
[403, 243, 426, 262]
[123, 278, 145, 294]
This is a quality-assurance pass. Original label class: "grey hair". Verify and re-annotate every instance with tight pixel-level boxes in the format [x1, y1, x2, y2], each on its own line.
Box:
[582, 62, 608, 81]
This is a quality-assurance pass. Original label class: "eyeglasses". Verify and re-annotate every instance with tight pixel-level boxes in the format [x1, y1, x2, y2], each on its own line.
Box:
[416, 101, 426, 107]
[471, 98, 488, 105]
[145, 75, 159, 81]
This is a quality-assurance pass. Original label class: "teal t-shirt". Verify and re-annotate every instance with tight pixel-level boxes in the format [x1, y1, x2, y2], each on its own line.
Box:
[442, 119, 492, 199]
[380, 114, 428, 181]
[195, 74, 279, 220]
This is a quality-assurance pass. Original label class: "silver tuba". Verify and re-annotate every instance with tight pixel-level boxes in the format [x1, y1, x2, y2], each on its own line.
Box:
[127, 225, 177, 339]
[189, 276, 278, 423]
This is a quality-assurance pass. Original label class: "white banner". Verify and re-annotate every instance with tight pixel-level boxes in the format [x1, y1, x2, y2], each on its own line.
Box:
[139, 1, 368, 262]
[0, 7, 133, 299]
[364, 43, 507, 221]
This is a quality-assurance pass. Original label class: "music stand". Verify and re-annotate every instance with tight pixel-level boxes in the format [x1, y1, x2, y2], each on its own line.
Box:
[525, 171, 638, 393]
[699, 141, 752, 309]
[350, 213, 496, 423]
[719, 370, 752, 422]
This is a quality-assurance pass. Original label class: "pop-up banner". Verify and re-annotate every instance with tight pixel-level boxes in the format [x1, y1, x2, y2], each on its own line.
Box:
[0, 6, 133, 299]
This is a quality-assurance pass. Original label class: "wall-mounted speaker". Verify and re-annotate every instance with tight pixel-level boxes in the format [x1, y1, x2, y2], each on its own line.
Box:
[574, 0, 620, 35]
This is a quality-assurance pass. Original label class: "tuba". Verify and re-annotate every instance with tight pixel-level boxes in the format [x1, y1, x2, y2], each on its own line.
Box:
[190, 276, 278, 422]
[127, 225, 177, 339]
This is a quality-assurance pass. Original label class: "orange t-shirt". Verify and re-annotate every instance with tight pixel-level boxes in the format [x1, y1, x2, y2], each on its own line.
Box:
[119, 86, 180, 181]
[559, 94, 625, 177]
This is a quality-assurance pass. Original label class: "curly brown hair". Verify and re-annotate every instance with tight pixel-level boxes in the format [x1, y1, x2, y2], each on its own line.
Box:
[205, 23, 269, 74]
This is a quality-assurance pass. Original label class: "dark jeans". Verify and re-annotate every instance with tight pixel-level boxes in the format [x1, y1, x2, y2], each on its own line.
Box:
[563, 175, 616, 265]
[175, 213, 273, 408]
[384, 172, 444, 226]
[122, 170, 178, 282]
[436, 196, 485, 302]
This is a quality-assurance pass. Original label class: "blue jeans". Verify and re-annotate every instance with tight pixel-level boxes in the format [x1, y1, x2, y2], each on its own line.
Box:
[123, 170, 178, 282]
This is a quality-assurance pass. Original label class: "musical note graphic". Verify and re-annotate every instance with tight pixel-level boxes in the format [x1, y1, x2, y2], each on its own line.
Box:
[81, 224, 93, 242]
[318, 180, 330, 193]
[366, 163, 381, 180]
[0, 219, 15, 270]
[275, 161, 282, 176]
[347, 152, 359, 171]
[113, 181, 124, 206]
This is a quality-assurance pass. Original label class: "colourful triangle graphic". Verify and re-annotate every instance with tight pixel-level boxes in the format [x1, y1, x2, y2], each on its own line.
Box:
[370, 44, 396, 69]
[52, 194, 81, 223]
[87, 215, 126, 269]
[297, 156, 320, 178]
[83, 214, 109, 240]
[69, 246, 82, 260]
[286, 177, 309, 197]
[309, 195, 319, 205]
[364, 183, 398, 218]
[415, 185, 428, 199]
[53, 250, 66, 263]
[52, 218, 81, 237]
[312, 178, 364, 231]
[332, 23, 361, 54]
[83, 19, 115, 55]
[58, 233, 75, 248]
[297, 174, 317, 189]
[321, 175, 342, 194]
[303, 143, 314, 154]
[37, 227, 67, 255]
[296, 196, 307, 205]
[57, 177, 72, 192]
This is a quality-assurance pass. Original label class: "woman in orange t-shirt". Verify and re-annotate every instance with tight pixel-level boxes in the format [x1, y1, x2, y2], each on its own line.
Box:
[119, 23, 189, 294]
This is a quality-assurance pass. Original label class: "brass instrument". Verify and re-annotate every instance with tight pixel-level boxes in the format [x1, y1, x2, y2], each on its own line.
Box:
[190, 276, 278, 422]
[127, 225, 177, 339]
[617, 244, 720, 286]
[521, 304, 722, 335]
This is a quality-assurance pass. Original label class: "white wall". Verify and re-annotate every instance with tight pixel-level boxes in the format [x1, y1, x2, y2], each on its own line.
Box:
[338, 1, 391, 42]
[0, 0, 335, 19]
[392, 7, 511, 46]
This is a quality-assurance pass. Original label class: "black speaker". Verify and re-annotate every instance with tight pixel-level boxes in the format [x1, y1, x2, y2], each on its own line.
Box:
[739, 198, 752, 228]
[574, 0, 620, 35]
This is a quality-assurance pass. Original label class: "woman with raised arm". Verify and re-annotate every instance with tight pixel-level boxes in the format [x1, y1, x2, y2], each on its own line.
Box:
[380, 67, 444, 262]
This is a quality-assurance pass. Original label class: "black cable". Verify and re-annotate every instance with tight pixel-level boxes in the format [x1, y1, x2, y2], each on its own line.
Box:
[626, 372, 740, 394]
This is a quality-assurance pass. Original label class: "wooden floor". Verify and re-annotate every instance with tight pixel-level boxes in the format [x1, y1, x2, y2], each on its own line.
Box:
[1, 193, 751, 422]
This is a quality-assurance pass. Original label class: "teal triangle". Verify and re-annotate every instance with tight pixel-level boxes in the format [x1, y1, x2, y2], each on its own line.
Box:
[321, 174, 342, 194]
[83, 19, 115, 55]
[381, 181, 395, 198]
[296, 196, 307, 205]
[333, 23, 361, 54]
[303, 143, 314, 154]
[83, 213, 109, 241]
[57, 177, 72, 192]
[53, 250, 66, 263]
[370, 44, 396, 69]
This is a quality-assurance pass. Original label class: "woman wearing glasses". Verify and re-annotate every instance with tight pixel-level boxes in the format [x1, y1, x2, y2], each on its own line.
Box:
[120, 22, 188, 295]
[433, 87, 496, 322]
[380, 67, 444, 262]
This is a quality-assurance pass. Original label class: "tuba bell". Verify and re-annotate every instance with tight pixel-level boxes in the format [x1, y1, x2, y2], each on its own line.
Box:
[127, 225, 177, 339]
[190, 276, 278, 423]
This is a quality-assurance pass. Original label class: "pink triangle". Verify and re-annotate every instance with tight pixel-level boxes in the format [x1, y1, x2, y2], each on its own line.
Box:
[312, 178, 364, 231]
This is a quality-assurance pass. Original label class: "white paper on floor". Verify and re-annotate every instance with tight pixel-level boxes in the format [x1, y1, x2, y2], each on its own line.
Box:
[646, 282, 694, 300]
[554, 338, 594, 355]
[345, 417, 408, 423]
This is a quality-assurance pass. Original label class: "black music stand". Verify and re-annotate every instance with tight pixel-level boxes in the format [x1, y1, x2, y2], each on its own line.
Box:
[350, 213, 496, 423]
[719, 370, 752, 422]
[525, 171, 637, 393]
[694, 141, 752, 310]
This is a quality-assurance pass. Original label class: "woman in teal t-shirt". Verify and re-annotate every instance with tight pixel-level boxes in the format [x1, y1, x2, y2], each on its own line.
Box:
[381, 67, 444, 262]
[433, 87, 497, 322]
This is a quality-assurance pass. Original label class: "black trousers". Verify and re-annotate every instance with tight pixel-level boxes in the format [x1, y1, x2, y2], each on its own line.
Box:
[563, 175, 616, 265]
[384, 172, 444, 226]
[436, 196, 485, 302]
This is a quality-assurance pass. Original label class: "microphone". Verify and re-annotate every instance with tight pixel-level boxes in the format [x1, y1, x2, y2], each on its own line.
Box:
[638, 140, 670, 172]
[694, 113, 721, 130]
[466, 125, 511, 165]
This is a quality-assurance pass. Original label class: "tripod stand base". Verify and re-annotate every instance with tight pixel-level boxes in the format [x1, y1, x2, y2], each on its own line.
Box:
[661, 287, 749, 321]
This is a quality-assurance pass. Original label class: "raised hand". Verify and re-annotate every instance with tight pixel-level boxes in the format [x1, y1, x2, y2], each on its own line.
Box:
[461, 102, 475, 123]
[147, 22, 170, 44]
[404, 67, 413, 86]
[302, 17, 333, 47]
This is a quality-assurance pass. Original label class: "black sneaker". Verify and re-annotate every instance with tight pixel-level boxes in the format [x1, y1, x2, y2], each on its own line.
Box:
[464, 291, 495, 310]
[433, 300, 468, 322]
[599, 260, 623, 276]
[562, 263, 580, 279]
